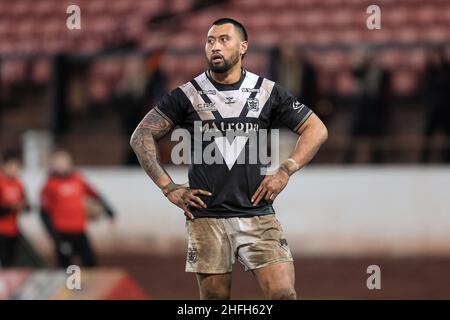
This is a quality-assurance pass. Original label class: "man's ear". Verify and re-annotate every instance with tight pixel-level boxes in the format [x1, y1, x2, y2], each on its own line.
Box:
[240, 41, 248, 57]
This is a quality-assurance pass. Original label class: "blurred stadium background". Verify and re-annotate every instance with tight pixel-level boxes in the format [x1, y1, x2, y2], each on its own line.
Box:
[1, 0, 450, 299]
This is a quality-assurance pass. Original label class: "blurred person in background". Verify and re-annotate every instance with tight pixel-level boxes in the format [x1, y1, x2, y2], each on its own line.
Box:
[345, 49, 391, 163]
[420, 46, 450, 163]
[115, 51, 167, 165]
[269, 40, 318, 111]
[0, 151, 30, 268]
[40, 150, 115, 268]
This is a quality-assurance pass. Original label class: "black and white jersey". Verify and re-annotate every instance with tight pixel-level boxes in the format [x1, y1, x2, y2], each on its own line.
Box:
[154, 69, 313, 218]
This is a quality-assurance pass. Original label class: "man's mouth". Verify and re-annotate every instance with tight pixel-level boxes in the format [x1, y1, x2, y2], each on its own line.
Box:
[211, 54, 223, 63]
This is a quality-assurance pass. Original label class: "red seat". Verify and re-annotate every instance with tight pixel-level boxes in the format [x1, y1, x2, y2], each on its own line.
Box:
[31, 59, 51, 84]
[392, 70, 419, 95]
[335, 71, 357, 96]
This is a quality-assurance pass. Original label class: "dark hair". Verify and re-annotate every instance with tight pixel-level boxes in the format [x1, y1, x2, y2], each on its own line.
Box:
[1, 150, 21, 164]
[212, 18, 248, 42]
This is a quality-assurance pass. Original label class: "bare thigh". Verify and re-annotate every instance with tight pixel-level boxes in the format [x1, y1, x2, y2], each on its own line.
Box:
[252, 261, 296, 300]
[196, 273, 232, 300]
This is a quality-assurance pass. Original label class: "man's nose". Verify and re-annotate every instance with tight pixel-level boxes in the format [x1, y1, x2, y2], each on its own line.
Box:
[211, 42, 221, 52]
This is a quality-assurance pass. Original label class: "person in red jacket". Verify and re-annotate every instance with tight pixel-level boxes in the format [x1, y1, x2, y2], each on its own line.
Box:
[40, 150, 114, 268]
[0, 152, 29, 268]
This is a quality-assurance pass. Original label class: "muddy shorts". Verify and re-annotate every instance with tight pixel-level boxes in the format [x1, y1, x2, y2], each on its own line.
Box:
[185, 214, 293, 273]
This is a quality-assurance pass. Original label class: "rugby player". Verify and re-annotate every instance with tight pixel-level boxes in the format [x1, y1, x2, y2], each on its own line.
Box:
[131, 18, 328, 299]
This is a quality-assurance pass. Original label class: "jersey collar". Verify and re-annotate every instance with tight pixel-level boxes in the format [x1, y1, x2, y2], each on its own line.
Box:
[205, 68, 246, 91]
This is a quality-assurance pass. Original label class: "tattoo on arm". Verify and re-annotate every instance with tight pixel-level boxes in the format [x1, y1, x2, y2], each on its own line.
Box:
[130, 109, 174, 187]
[136, 108, 173, 140]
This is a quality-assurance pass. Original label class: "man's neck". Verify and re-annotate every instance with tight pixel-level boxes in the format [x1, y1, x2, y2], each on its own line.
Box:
[209, 63, 242, 84]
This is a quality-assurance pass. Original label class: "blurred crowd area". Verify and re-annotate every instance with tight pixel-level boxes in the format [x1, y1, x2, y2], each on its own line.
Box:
[0, 0, 450, 165]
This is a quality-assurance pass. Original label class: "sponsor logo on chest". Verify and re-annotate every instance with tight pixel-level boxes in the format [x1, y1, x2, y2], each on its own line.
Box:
[196, 102, 217, 112]
[196, 89, 216, 95]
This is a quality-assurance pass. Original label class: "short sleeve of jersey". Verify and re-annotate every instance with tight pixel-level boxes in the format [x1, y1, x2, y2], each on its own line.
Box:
[153, 87, 190, 126]
[271, 83, 313, 132]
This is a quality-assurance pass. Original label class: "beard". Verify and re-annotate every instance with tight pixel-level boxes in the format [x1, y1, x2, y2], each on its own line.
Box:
[207, 51, 240, 74]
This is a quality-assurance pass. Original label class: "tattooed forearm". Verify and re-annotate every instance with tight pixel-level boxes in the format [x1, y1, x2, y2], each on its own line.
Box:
[136, 109, 173, 141]
[130, 108, 174, 188]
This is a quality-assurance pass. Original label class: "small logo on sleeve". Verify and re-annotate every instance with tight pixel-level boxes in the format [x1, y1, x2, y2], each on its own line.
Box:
[292, 101, 305, 111]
